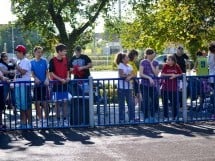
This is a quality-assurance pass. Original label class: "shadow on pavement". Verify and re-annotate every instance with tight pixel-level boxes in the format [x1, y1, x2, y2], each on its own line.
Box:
[0, 121, 215, 150]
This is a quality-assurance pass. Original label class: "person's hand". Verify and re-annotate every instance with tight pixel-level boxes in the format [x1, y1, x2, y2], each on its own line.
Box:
[35, 77, 41, 84]
[60, 78, 67, 84]
[148, 77, 155, 86]
[44, 79, 49, 86]
[170, 74, 177, 79]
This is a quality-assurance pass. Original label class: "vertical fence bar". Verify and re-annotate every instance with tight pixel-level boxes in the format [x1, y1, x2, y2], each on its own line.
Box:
[89, 76, 94, 127]
[182, 73, 187, 122]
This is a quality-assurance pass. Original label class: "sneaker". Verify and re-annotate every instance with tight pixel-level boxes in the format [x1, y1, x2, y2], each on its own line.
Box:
[19, 124, 27, 129]
[0, 124, 7, 130]
[144, 118, 150, 123]
[62, 120, 69, 127]
[27, 124, 33, 129]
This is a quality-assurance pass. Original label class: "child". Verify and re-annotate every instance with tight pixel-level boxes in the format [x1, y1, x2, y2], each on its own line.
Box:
[14, 45, 32, 129]
[115, 52, 135, 123]
[161, 55, 182, 120]
[31, 46, 49, 127]
[139, 48, 159, 123]
[128, 49, 140, 106]
[0, 71, 9, 130]
[49, 43, 70, 127]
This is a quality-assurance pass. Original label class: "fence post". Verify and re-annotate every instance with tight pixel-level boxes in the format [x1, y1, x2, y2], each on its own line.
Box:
[88, 76, 94, 127]
[182, 73, 187, 123]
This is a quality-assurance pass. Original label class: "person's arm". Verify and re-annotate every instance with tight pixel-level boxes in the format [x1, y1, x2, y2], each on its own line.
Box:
[151, 61, 159, 76]
[139, 62, 154, 85]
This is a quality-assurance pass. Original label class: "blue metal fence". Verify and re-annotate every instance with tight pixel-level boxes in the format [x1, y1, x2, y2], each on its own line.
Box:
[0, 74, 215, 131]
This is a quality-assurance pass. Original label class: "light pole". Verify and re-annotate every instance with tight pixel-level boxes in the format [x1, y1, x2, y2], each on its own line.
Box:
[11, 21, 15, 55]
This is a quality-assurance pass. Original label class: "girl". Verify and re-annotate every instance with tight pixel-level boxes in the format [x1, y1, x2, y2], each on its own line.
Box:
[139, 48, 159, 123]
[161, 55, 182, 120]
[115, 53, 135, 123]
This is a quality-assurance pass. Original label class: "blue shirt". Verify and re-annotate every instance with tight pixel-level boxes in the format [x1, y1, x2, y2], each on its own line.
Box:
[31, 58, 48, 83]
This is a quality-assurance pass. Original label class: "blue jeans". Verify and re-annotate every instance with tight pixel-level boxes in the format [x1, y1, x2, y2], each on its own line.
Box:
[141, 85, 159, 119]
[118, 89, 135, 121]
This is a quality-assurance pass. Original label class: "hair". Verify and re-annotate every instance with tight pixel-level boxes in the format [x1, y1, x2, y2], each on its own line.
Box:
[128, 49, 138, 61]
[75, 45, 82, 52]
[209, 42, 215, 53]
[0, 52, 7, 61]
[167, 55, 177, 64]
[145, 48, 154, 55]
[55, 43, 67, 53]
[115, 53, 127, 65]
[33, 46, 43, 53]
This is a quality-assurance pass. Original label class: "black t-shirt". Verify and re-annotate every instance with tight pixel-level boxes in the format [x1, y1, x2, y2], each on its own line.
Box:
[174, 53, 189, 73]
[69, 54, 92, 79]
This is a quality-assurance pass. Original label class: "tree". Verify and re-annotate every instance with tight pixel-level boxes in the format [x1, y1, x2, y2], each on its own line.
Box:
[11, 0, 112, 57]
[117, 0, 215, 59]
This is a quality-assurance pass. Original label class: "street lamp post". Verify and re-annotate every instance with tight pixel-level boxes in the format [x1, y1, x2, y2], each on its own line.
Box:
[11, 22, 15, 55]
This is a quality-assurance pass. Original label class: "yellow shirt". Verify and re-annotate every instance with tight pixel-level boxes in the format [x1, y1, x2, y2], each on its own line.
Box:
[128, 61, 138, 76]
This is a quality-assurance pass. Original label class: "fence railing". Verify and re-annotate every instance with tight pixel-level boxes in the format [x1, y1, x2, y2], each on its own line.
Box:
[0, 74, 215, 131]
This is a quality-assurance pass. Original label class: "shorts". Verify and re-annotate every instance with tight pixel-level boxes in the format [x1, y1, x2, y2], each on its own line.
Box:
[15, 85, 32, 111]
[33, 85, 48, 101]
[52, 92, 69, 101]
[52, 83, 68, 92]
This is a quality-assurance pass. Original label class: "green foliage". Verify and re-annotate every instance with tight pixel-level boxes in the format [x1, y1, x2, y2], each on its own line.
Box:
[11, 0, 112, 56]
[114, 0, 215, 57]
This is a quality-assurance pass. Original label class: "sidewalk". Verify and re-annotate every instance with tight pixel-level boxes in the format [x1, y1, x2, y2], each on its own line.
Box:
[1, 121, 215, 161]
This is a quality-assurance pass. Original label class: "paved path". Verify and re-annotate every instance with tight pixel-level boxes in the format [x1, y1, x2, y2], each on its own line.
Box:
[1, 122, 215, 161]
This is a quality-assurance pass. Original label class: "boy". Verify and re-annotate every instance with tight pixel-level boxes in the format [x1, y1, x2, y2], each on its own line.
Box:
[14, 45, 32, 129]
[31, 46, 49, 127]
[49, 43, 70, 127]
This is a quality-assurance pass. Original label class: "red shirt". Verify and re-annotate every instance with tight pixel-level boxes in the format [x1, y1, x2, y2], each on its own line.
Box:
[161, 64, 182, 91]
[49, 57, 69, 80]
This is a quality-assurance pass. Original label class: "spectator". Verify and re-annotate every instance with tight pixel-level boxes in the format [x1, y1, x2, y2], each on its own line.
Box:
[139, 48, 159, 123]
[208, 42, 215, 85]
[14, 45, 32, 129]
[161, 55, 182, 120]
[128, 49, 140, 106]
[174, 45, 189, 73]
[70, 45, 92, 80]
[0, 52, 16, 109]
[0, 70, 9, 130]
[195, 50, 208, 76]
[115, 52, 135, 123]
[31, 46, 49, 127]
[49, 43, 70, 127]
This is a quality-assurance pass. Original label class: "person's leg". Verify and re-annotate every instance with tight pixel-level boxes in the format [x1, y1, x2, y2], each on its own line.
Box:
[126, 89, 135, 121]
[170, 91, 178, 119]
[162, 90, 169, 118]
[118, 89, 125, 122]
[143, 86, 150, 120]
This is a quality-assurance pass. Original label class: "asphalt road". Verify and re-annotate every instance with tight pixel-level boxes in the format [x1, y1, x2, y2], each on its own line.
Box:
[1, 121, 215, 161]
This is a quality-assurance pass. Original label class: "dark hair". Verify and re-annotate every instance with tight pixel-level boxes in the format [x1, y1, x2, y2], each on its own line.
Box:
[167, 55, 177, 64]
[145, 48, 154, 55]
[128, 49, 138, 61]
[115, 53, 127, 65]
[33, 46, 43, 53]
[55, 43, 67, 53]
[0, 52, 7, 61]
[75, 45, 82, 52]
[209, 42, 215, 53]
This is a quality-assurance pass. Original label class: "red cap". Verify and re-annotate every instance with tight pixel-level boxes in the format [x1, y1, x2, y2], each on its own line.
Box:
[15, 45, 26, 53]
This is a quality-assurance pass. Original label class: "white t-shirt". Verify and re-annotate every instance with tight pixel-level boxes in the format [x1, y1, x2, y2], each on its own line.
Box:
[16, 57, 31, 82]
[118, 63, 133, 89]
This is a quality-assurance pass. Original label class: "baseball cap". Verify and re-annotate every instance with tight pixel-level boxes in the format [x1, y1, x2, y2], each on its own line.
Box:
[15, 45, 26, 53]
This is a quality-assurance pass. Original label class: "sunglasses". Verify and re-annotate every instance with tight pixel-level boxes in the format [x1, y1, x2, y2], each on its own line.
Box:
[178, 47, 184, 50]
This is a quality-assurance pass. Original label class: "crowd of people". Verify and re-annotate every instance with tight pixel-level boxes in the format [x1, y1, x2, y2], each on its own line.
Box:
[115, 42, 215, 123]
[0, 43, 92, 129]
[0, 41, 215, 129]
